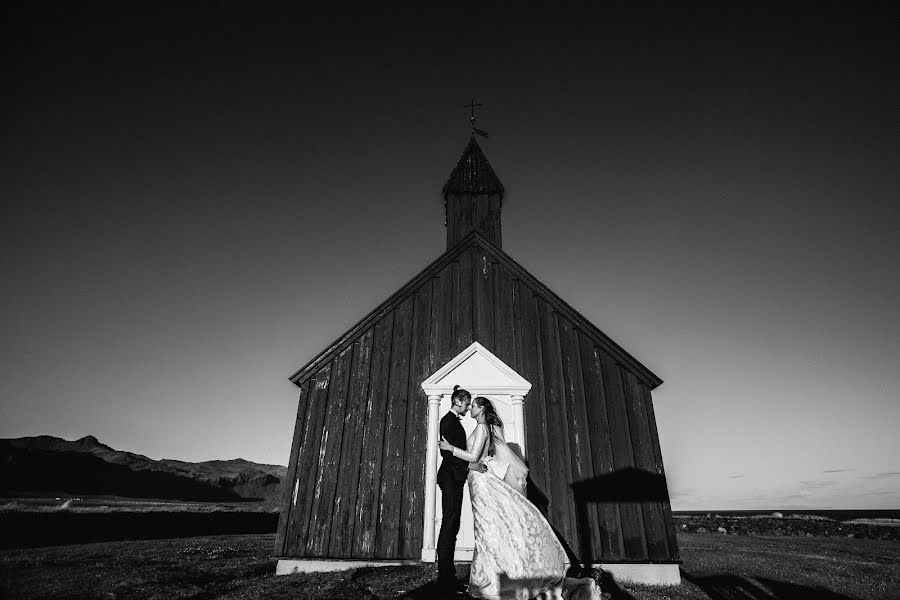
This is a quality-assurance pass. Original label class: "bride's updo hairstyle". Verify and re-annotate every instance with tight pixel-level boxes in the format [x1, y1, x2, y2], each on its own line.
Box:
[473, 396, 503, 455]
[451, 385, 471, 406]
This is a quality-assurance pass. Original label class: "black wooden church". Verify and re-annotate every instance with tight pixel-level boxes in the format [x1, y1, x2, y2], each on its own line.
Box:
[275, 135, 680, 584]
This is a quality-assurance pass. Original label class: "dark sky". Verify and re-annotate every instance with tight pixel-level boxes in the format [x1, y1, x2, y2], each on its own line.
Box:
[2, 2, 898, 509]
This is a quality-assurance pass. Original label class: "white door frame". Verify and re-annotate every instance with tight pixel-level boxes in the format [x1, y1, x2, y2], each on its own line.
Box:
[419, 341, 532, 562]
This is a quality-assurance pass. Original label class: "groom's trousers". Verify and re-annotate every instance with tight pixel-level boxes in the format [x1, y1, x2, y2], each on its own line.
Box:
[436, 479, 465, 582]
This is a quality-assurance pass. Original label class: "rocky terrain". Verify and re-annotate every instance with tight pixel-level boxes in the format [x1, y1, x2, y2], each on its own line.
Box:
[675, 513, 900, 541]
[0, 435, 286, 502]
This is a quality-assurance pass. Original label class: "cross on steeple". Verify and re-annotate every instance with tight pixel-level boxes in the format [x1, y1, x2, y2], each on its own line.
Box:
[464, 98, 489, 138]
[465, 98, 483, 126]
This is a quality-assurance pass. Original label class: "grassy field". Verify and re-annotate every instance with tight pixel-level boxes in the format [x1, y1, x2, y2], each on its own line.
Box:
[0, 497, 279, 550]
[1, 533, 897, 600]
[0, 496, 279, 514]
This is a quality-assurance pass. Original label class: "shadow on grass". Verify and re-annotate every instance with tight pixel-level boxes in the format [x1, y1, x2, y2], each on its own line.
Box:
[399, 579, 449, 599]
[681, 569, 853, 600]
[351, 565, 442, 599]
[595, 569, 637, 600]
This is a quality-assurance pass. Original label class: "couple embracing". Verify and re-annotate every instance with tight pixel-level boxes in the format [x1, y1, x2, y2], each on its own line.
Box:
[435, 386, 600, 600]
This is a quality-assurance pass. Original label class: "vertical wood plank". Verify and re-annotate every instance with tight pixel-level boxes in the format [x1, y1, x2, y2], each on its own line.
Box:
[493, 195, 502, 248]
[400, 286, 433, 558]
[473, 193, 485, 236]
[275, 380, 310, 556]
[517, 282, 549, 505]
[510, 276, 523, 375]
[305, 346, 353, 556]
[353, 313, 394, 557]
[558, 320, 593, 483]
[453, 252, 473, 355]
[642, 383, 680, 561]
[474, 249, 493, 345]
[327, 329, 374, 557]
[446, 198, 455, 247]
[286, 363, 332, 556]
[537, 300, 576, 546]
[602, 358, 648, 561]
[491, 260, 501, 357]
[558, 319, 601, 563]
[430, 266, 453, 373]
[376, 296, 414, 558]
[622, 369, 664, 561]
[454, 197, 461, 244]
[578, 334, 625, 561]
[494, 264, 516, 368]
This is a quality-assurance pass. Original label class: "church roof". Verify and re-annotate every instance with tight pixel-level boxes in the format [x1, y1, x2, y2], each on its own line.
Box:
[288, 231, 662, 389]
[442, 137, 505, 199]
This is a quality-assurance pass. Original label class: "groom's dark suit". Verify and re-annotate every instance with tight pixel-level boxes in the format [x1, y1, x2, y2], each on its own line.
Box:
[436, 410, 468, 585]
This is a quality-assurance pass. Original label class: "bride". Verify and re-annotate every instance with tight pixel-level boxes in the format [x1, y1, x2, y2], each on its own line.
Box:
[439, 396, 600, 600]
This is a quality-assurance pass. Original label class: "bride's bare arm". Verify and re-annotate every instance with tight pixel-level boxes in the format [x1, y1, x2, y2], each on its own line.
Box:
[448, 425, 488, 462]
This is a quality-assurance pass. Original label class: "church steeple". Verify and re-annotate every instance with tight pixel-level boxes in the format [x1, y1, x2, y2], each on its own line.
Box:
[443, 136, 505, 249]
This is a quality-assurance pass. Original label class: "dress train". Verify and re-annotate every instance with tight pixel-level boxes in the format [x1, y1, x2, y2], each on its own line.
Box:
[459, 424, 600, 600]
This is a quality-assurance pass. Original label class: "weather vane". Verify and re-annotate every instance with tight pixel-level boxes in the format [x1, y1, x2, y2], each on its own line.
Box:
[464, 98, 490, 138]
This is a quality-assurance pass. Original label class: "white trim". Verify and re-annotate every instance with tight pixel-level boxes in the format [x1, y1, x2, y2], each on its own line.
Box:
[592, 563, 681, 586]
[421, 394, 442, 552]
[276, 559, 414, 575]
[510, 394, 526, 456]
[278, 559, 680, 586]
[420, 548, 475, 562]
[421, 341, 532, 396]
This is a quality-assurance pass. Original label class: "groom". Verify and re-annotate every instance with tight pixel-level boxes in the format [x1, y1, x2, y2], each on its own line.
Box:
[436, 390, 484, 594]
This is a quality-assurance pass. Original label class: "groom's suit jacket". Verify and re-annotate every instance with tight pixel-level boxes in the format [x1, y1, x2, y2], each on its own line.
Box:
[437, 411, 468, 484]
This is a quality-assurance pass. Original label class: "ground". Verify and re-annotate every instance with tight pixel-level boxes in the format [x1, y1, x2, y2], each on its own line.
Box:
[1, 533, 897, 600]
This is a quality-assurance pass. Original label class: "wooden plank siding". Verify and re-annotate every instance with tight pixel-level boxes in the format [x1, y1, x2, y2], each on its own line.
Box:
[622, 371, 669, 562]
[493, 264, 517, 369]
[375, 296, 415, 558]
[515, 283, 551, 515]
[274, 379, 310, 556]
[578, 335, 625, 561]
[328, 330, 374, 557]
[558, 319, 601, 563]
[281, 364, 331, 556]
[429, 267, 453, 374]
[474, 249, 493, 346]
[400, 287, 433, 558]
[602, 358, 649, 561]
[277, 234, 677, 565]
[622, 370, 668, 562]
[453, 251, 474, 355]
[642, 383, 680, 561]
[353, 313, 394, 557]
[305, 347, 353, 556]
[536, 299, 576, 546]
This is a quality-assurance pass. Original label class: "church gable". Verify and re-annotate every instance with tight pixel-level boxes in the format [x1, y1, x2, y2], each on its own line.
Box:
[289, 231, 661, 390]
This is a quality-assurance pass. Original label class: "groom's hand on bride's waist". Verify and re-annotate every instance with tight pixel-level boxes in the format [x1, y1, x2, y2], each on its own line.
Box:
[468, 461, 487, 473]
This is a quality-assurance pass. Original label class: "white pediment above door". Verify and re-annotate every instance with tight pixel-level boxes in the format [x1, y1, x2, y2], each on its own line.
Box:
[421, 341, 532, 397]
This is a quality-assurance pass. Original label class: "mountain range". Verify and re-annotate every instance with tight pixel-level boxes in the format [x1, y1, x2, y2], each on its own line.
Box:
[0, 435, 287, 502]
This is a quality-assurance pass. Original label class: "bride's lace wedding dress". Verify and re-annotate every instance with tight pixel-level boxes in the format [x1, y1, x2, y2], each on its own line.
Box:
[454, 423, 601, 600]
